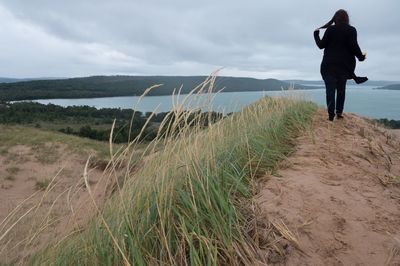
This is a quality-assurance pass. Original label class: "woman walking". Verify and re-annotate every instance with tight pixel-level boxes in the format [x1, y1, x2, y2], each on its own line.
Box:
[314, 9, 367, 121]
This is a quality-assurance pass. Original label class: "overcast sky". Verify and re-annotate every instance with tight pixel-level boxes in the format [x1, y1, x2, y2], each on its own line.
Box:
[0, 0, 399, 80]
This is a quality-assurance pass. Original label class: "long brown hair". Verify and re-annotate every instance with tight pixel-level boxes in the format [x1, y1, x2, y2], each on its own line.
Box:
[320, 9, 350, 29]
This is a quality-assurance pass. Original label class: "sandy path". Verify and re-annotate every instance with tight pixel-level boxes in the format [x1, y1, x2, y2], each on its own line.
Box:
[257, 111, 400, 265]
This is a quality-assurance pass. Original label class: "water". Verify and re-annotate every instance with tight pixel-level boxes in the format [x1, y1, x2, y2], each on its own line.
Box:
[34, 85, 400, 120]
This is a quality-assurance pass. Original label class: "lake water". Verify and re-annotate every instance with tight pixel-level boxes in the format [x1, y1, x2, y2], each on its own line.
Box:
[34, 85, 400, 120]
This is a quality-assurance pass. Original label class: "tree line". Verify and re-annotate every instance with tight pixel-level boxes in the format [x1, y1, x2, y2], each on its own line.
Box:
[0, 102, 224, 142]
[374, 118, 400, 129]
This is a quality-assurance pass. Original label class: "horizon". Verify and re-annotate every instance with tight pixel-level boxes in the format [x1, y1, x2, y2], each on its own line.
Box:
[1, 74, 399, 83]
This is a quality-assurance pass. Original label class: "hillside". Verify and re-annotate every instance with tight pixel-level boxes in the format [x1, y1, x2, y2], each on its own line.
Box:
[0, 125, 151, 263]
[0, 125, 112, 262]
[1, 93, 399, 265]
[375, 84, 400, 90]
[0, 75, 314, 101]
[285, 79, 399, 87]
[0, 77, 22, 83]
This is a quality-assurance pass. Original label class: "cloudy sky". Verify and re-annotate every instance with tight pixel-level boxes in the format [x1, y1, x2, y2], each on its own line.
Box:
[0, 0, 399, 80]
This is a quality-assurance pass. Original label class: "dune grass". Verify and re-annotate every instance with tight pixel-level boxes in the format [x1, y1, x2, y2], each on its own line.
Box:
[27, 76, 317, 265]
[0, 124, 117, 159]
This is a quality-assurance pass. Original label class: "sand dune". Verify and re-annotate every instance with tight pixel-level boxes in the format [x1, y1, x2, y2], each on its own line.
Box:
[0, 137, 108, 263]
[257, 110, 400, 265]
[1, 111, 399, 265]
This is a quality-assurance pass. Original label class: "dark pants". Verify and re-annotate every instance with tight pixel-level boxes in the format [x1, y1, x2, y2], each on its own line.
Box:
[323, 75, 347, 118]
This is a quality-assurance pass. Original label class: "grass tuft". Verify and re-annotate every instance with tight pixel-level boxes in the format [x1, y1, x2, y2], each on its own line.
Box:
[34, 179, 51, 191]
[5, 167, 20, 175]
[4, 176, 16, 182]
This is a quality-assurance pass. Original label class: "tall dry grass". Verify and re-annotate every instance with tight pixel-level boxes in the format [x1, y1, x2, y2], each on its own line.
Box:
[2, 74, 317, 265]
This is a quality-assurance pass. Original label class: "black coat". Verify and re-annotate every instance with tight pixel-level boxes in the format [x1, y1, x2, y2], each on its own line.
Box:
[314, 24, 365, 79]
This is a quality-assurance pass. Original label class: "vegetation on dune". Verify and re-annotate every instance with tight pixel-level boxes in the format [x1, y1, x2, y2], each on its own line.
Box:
[374, 118, 400, 129]
[28, 76, 317, 265]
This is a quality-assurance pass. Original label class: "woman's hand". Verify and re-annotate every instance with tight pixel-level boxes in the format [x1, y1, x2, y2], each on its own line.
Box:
[314, 28, 320, 32]
[359, 52, 367, 61]
[363, 52, 367, 59]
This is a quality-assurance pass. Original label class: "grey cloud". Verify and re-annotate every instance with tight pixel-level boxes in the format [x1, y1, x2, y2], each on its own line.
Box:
[0, 0, 399, 80]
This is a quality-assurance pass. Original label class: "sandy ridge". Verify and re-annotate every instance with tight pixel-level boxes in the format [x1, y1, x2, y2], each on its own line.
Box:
[257, 111, 400, 265]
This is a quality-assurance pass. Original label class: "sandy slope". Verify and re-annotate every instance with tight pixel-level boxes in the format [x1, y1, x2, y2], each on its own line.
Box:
[257, 110, 400, 265]
[1, 113, 399, 264]
[392, 129, 400, 138]
[0, 142, 108, 263]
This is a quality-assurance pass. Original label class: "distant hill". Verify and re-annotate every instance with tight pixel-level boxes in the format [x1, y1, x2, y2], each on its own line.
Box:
[0, 75, 316, 101]
[0, 78, 23, 83]
[374, 84, 400, 90]
[285, 79, 400, 87]
[0, 77, 64, 84]
[284, 80, 324, 86]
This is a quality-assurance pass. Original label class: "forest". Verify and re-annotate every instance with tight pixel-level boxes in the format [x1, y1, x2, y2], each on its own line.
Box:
[0, 75, 312, 101]
[0, 102, 224, 143]
[375, 118, 400, 129]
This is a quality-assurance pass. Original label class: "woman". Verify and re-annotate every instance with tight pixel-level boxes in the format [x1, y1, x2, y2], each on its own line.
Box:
[314, 9, 367, 121]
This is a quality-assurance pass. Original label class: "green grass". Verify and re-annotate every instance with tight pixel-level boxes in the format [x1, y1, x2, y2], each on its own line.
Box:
[29, 89, 317, 265]
[36, 121, 114, 131]
[0, 125, 111, 159]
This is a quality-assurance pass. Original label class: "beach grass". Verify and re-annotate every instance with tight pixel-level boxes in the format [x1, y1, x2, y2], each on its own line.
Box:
[7, 76, 317, 265]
